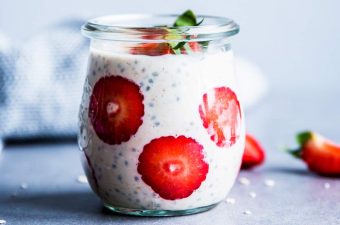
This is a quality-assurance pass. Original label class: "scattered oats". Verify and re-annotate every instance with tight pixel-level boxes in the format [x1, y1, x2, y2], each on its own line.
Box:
[77, 175, 88, 184]
[0, 219, 6, 224]
[239, 177, 251, 186]
[20, 183, 28, 189]
[225, 197, 236, 204]
[264, 179, 275, 187]
[324, 183, 331, 189]
[248, 191, 257, 198]
[243, 210, 252, 215]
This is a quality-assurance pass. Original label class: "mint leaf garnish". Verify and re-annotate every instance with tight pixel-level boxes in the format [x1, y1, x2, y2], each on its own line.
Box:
[169, 10, 207, 54]
[172, 42, 186, 50]
[173, 10, 197, 27]
[196, 18, 204, 26]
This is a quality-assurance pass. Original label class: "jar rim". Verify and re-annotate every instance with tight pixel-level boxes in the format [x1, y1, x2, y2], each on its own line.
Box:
[81, 14, 239, 42]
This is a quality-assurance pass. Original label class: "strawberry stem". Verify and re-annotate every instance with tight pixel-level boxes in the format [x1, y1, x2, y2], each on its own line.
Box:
[287, 148, 302, 159]
[286, 131, 312, 159]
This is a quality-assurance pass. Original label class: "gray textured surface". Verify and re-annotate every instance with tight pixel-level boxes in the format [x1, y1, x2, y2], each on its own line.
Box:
[1, 89, 340, 225]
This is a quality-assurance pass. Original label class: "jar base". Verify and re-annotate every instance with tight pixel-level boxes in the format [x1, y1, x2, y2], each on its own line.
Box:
[103, 202, 218, 217]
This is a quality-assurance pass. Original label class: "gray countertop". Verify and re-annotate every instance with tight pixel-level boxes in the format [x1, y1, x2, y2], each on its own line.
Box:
[1, 90, 340, 225]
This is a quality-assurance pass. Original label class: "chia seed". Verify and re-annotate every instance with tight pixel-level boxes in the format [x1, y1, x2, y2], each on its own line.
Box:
[148, 102, 154, 107]
[134, 176, 139, 182]
[117, 175, 123, 181]
[154, 122, 160, 126]
[148, 78, 153, 83]
[152, 72, 159, 77]
[124, 160, 129, 166]
[146, 86, 151, 91]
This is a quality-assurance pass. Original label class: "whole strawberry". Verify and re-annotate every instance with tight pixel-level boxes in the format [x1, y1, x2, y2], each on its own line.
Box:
[288, 131, 340, 176]
[241, 134, 265, 169]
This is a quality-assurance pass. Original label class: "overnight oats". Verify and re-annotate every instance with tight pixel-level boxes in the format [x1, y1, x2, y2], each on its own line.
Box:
[79, 11, 244, 216]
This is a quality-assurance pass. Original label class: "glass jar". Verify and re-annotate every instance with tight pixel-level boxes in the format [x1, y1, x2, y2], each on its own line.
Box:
[79, 14, 244, 216]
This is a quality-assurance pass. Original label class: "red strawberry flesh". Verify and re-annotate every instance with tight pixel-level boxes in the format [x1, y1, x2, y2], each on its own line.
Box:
[241, 134, 265, 169]
[130, 43, 174, 56]
[137, 136, 209, 200]
[89, 75, 144, 145]
[199, 87, 242, 148]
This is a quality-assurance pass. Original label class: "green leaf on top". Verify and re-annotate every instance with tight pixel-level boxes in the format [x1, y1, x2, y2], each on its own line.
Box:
[173, 10, 197, 27]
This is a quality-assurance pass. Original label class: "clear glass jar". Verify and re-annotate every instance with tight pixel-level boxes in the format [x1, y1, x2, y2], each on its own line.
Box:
[79, 14, 245, 216]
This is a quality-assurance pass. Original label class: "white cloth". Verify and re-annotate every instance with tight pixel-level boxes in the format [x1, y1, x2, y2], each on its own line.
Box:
[0, 20, 88, 139]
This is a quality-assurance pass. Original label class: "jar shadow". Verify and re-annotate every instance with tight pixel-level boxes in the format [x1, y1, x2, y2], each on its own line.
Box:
[3, 191, 195, 222]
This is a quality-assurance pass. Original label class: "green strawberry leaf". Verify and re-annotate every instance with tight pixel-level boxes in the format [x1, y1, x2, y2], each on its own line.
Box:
[286, 131, 312, 159]
[296, 131, 312, 146]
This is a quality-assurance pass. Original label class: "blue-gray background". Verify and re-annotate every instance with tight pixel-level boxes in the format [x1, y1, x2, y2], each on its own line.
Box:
[1, 0, 339, 92]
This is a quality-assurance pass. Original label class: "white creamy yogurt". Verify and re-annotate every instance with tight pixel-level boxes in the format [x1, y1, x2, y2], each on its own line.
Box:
[79, 48, 245, 211]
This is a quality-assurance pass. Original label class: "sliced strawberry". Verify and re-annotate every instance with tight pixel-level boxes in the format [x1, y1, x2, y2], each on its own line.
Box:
[241, 134, 265, 169]
[199, 87, 242, 148]
[288, 131, 340, 176]
[130, 43, 174, 56]
[137, 136, 209, 200]
[89, 75, 144, 145]
[188, 42, 201, 51]
[180, 41, 201, 54]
